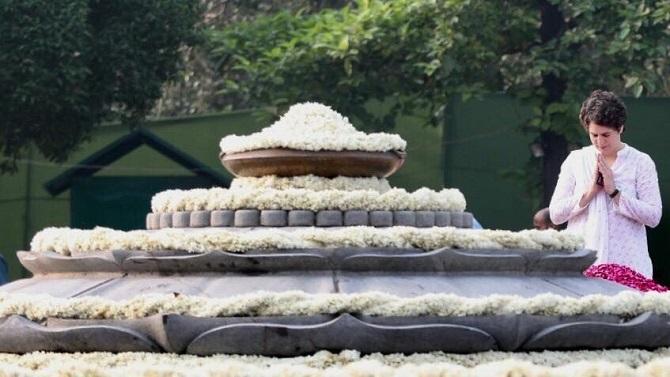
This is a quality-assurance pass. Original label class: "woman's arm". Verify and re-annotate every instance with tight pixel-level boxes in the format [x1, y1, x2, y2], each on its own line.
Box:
[549, 153, 590, 224]
[614, 154, 662, 227]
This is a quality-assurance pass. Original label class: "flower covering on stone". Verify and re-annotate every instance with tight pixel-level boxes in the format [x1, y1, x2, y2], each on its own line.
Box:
[1, 290, 667, 321]
[150, 186, 466, 213]
[1, 349, 670, 376]
[30, 226, 583, 255]
[219, 102, 407, 154]
[229, 175, 393, 193]
[585, 264, 669, 292]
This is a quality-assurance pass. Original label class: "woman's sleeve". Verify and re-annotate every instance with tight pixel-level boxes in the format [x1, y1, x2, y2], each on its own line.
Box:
[614, 154, 662, 227]
[549, 152, 588, 224]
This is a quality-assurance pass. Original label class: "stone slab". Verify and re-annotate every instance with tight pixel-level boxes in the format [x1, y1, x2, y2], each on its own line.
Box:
[462, 212, 474, 228]
[235, 210, 260, 227]
[261, 210, 288, 227]
[146, 213, 160, 230]
[78, 272, 337, 300]
[523, 312, 670, 350]
[369, 211, 392, 227]
[344, 210, 369, 226]
[190, 211, 211, 227]
[415, 211, 435, 227]
[0, 274, 122, 298]
[393, 211, 416, 226]
[18, 251, 123, 275]
[172, 212, 191, 228]
[288, 210, 315, 226]
[450, 212, 464, 227]
[159, 213, 172, 228]
[122, 251, 331, 273]
[434, 211, 450, 227]
[17, 248, 596, 275]
[149, 210, 473, 229]
[337, 272, 580, 298]
[316, 210, 343, 227]
[541, 275, 633, 295]
[186, 314, 496, 356]
[164, 315, 333, 353]
[2, 312, 668, 355]
[211, 210, 235, 227]
[0, 315, 160, 353]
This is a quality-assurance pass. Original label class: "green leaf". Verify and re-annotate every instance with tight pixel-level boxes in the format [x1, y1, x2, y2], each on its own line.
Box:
[344, 58, 353, 76]
[624, 75, 640, 88]
[338, 35, 349, 51]
[618, 25, 630, 40]
[546, 103, 566, 115]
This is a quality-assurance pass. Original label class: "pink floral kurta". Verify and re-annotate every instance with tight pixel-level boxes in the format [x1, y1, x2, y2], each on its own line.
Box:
[549, 144, 662, 277]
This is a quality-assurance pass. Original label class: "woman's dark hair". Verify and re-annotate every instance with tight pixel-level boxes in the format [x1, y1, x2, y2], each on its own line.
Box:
[579, 90, 627, 132]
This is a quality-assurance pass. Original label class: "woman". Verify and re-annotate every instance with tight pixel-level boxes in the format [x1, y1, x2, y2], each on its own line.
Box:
[549, 90, 662, 278]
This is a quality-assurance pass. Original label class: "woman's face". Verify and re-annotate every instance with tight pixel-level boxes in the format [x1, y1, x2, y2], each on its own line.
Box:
[588, 122, 623, 154]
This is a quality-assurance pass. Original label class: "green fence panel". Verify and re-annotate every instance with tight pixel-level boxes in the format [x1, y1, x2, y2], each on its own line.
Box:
[71, 176, 216, 231]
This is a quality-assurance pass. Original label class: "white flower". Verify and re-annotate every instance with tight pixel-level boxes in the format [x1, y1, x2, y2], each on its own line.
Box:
[2, 290, 666, 321]
[230, 175, 393, 193]
[1, 349, 670, 376]
[150, 187, 467, 212]
[29, 227, 583, 255]
[219, 102, 407, 154]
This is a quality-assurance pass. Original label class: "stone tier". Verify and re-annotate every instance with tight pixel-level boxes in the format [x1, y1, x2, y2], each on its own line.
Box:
[17, 248, 593, 275]
[146, 210, 474, 229]
[2, 248, 665, 355]
[2, 312, 669, 355]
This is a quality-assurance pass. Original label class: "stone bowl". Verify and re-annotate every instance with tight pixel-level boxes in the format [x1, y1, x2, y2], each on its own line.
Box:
[220, 148, 406, 178]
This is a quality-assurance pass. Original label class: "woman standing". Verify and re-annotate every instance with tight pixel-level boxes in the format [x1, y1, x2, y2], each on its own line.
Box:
[549, 90, 662, 278]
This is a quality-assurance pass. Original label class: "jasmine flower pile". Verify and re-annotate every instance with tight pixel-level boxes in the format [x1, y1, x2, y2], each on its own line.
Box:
[229, 175, 393, 193]
[1, 349, 670, 377]
[219, 102, 406, 154]
[2, 290, 670, 321]
[150, 186, 466, 213]
[30, 227, 583, 256]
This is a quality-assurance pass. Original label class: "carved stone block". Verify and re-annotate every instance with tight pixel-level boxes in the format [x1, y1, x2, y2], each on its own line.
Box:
[434, 211, 451, 227]
[211, 210, 234, 227]
[370, 211, 393, 227]
[393, 211, 416, 226]
[316, 210, 343, 227]
[344, 210, 368, 226]
[190, 211, 210, 228]
[288, 210, 315, 226]
[234, 210, 260, 227]
[172, 212, 191, 228]
[261, 210, 288, 227]
[415, 211, 435, 228]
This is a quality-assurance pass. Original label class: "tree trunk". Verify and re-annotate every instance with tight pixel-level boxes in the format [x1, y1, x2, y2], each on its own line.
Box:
[539, 0, 568, 207]
[540, 130, 568, 207]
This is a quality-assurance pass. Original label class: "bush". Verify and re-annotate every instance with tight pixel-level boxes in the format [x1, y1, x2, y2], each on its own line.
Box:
[0, 0, 202, 172]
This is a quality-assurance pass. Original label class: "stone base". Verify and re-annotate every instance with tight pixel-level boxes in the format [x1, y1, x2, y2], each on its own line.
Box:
[0, 247, 649, 355]
[1, 312, 668, 355]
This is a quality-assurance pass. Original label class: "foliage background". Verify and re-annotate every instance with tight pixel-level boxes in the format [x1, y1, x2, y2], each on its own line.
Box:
[158, 0, 670, 205]
[0, 0, 202, 172]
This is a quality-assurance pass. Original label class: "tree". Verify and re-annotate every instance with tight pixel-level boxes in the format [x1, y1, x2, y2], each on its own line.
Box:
[0, 0, 202, 172]
[207, 0, 669, 204]
[504, 0, 670, 205]
[209, 0, 532, 129]
[154, 0, 353, 117]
